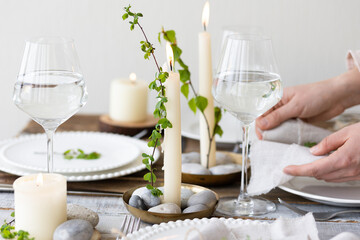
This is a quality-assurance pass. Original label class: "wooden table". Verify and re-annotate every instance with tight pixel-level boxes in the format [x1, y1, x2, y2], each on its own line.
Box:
[0, 114, 359, 239]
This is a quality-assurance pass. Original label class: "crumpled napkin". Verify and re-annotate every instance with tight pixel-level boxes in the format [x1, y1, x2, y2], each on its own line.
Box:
[262, 118, 332, 145]
[247, 119, 331, 196]
[247, 140, 323, 196]
[186, 218, 237, 240]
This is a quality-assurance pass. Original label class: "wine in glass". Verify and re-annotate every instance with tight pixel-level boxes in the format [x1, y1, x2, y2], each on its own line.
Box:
[213, 34, 283, 216]
[13, 37, 88, 173]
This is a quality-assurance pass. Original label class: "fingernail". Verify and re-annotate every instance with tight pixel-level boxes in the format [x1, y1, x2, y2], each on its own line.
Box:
[310, 145, 318, 154]
[259, 118, 268, 128]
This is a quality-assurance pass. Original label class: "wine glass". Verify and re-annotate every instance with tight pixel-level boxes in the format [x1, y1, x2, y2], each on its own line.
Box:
[13, 37, 88, 173]
[213, 34, 283, 216]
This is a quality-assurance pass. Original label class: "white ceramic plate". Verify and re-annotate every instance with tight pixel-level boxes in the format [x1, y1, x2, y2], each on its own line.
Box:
[181, 111, 242, 144]
[126, 217, 267, 240]
[279, 177, 360, 207]
[0, 132, 160, 182]
[0, 132, 140, 173]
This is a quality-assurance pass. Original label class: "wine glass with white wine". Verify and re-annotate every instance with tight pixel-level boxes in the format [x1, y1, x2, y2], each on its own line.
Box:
[213, 34, 283, 216]
[13, 37, 88, 173]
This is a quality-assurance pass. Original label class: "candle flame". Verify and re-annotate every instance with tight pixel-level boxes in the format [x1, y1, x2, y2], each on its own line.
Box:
[36, 173, 43, 186]
[202, 1, 210, 31]
[129, 73, 137, 83]
[166, 42, 174, 71]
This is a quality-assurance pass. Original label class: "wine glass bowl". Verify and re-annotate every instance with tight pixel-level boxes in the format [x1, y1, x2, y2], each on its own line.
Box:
[213, 34, 283, 216]
[13, 37, 87, 173]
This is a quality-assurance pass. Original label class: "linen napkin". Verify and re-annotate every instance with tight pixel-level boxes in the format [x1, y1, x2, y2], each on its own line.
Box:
[247, 119, 332, 196]
[262, 118, 332, 145]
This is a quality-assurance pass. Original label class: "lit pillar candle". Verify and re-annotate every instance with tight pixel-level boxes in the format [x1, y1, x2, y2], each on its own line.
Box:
[163, 42, 182, 207]
[13, 173, 67, 240]
[109, 73, 148, 122]
[199, 1, 216, 168]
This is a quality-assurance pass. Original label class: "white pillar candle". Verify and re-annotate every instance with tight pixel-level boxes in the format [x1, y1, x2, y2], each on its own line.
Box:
[13, 173, 67, 240]
[199, 1, 216, 168]
[109, 73, 148, 122]
[163, 42, 182, 207]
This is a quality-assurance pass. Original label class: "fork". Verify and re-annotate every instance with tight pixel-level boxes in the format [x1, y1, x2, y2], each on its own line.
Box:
[278, 198, 360, 221]
[116, 215, 141, 239]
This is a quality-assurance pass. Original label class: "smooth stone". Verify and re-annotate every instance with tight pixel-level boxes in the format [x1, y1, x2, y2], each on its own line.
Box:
[182, 163, 212, 175]
[158, 187, 194, 209]
[91, 230, 101, 240]
[209, 164, 242, 175]
[182, 152, 201, 164]
[141, 189, 161, 208]
[132, 187, 148, 197]
[183, 204, 209, 213]
[148, 203, 181, 214]
[53, 219, 93, 240]
[129, 195, 147, 210]
[187, 190, 217, 208]
[67, 204, 99, 228]
[216, 152, 235, 165]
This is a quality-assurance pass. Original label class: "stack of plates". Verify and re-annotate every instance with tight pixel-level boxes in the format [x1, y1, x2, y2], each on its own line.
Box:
[0, 132, 160, 182]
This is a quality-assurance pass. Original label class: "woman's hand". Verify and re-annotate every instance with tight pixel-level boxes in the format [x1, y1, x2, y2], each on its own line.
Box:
[284, 123, 360, 182]
[256, 68, 360, 139]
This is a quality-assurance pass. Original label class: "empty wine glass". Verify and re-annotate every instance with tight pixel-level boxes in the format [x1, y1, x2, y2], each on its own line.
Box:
[213, 34, 283, 216]
[13, 37, 88, 173]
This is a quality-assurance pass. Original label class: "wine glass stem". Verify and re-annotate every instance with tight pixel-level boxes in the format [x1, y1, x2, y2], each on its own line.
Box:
[238, 124, 250, 202]
[45, 129, 55, 173]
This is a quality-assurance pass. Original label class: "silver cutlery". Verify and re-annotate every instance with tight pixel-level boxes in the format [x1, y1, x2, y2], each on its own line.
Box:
[116, 215, 141, 239]
[278, 198, 360, 221]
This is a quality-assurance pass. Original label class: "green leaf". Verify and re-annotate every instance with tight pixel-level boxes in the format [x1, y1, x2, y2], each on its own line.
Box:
[122, 13, 128, 20]
[179, 69, 190, 83]
[195, 96, 208, 112]
[130, 24, 134, 31]
[10, 212, 14, 218]
[171, 45, 182, 61]
[214, 125, 224, 137]
[136, 13, 143, 17]
[78, 149, 84, 154]
[150, 187, 163, 197]
[164, 30, 176, 43]
[188, 98, 197, 114]
[143, 172, 152, 182]
[181, 84, 189, 99]
[64, 155, 73, 160]
[214, 106, 222, 124]
[158, 32, 161, 43]
[304, 142, 317, 148]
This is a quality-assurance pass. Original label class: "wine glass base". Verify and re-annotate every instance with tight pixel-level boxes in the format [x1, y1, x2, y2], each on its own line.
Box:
[216, 196, 276, 217]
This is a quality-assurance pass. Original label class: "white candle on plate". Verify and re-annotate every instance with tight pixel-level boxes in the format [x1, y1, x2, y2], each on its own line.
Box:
[109, 73, 148, 122]
[163, 42, 182, 207]
[13, 173, 67, 240]
[199, 1, 216, 168]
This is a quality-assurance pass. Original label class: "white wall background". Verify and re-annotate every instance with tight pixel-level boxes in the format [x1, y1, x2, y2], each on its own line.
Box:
[0, 0, 359, 139]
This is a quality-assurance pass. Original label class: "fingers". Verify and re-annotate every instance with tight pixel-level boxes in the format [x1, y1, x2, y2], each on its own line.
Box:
[310, 130, 347, 156]
[283, 156, 338, 178]
[306, 105, 345, 123]
[257, 102, 298, 130]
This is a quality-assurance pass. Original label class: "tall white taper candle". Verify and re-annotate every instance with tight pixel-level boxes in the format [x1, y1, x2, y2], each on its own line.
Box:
[163, 42, 182, 207]
[199, 1, 216, 168]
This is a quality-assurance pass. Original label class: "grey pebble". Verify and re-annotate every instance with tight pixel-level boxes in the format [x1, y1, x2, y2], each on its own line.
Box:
[140, 189, 161, 208]
[182, 152, 201, 164]
[129, 195, 147, 210]
[183, 204, 209, 213]
[158, 187, 194, 209]
[209, 164, 242, 175]
[216, 152, 235, 165]
[187, 190, 217, 208]
[148, 203, 181, 214]
[182, 163, 211, 175]
[67, 204, 99, 228]
[53, 219, 93, 240]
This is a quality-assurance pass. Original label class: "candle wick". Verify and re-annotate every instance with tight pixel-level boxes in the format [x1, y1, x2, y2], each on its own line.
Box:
[203, 23, 207, 32]
[170, 60, 173, 71]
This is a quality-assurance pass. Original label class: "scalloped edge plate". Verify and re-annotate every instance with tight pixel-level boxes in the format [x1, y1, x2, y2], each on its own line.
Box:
[126, 217, 267, 240]
[0, 132, 160, 182]
[0, 132, 141, 173]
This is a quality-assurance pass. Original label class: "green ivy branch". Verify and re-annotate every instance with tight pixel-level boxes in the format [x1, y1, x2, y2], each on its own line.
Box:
[159, 29, 223, 168]
[1, 213, 34, 239]
[123, 5, 172, 197]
